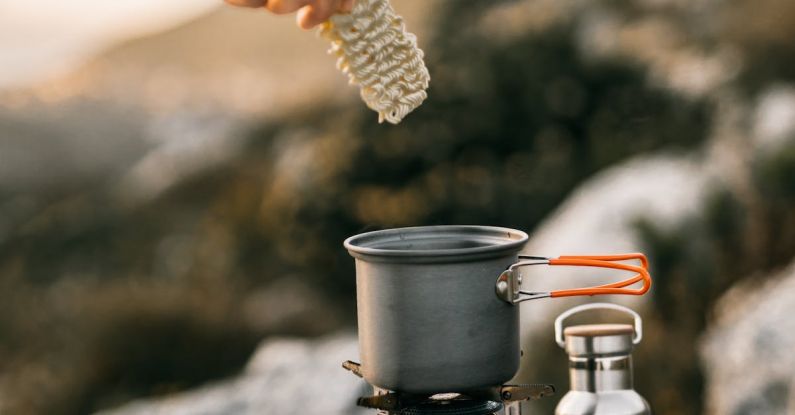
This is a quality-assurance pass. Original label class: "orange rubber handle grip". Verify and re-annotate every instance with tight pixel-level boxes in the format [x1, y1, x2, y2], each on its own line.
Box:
[547, 253, 651, 298]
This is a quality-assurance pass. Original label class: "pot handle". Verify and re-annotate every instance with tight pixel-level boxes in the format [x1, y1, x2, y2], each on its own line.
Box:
[554, 302, 643, 347]
[494, 253, 651, 303]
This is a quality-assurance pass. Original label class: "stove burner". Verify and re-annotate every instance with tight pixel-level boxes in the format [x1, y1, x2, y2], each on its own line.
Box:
[342, 360, 554, 415]
[355, 390, 503, 414]
[398, 398, 502, 415]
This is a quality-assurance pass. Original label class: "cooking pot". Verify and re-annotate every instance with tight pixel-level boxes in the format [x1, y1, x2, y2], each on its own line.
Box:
[343, 225, 651, 395]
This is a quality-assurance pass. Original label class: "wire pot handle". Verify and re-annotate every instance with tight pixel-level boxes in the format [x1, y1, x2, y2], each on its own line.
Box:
[497, 253, 651, 302]
[554, 302, 643, 347]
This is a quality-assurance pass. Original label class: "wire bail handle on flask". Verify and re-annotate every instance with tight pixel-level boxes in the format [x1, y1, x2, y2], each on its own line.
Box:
[554, 302, 643, 348]
[495, 253, 652, 303]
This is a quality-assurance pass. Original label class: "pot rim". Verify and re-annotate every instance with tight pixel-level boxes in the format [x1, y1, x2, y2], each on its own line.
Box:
[344, 225, 529, 260]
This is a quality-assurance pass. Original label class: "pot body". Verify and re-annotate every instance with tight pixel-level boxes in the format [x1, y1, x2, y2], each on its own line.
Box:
[345, 225, 528, 394]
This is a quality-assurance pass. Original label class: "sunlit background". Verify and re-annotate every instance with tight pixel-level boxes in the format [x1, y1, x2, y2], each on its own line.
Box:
[1, 0, 794, 414]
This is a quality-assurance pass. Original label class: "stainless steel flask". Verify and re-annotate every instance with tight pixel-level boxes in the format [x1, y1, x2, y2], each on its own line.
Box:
[554, 303, 651, 415]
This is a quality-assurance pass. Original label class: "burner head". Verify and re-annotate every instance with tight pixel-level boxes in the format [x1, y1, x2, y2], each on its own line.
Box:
[344, 360, 554, 414]
[355, 390, 502, 414]
[399, 399, 502, 415]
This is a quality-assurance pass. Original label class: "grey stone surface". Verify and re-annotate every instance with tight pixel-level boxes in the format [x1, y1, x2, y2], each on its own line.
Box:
[701, 260, 795, 415]
[96, 334, 370, 415]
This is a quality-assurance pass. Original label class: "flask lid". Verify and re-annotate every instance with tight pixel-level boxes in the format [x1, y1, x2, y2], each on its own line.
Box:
[555, 303, 643, 353]
[564, 323, 634, 337]
[563, 323, 635, 356]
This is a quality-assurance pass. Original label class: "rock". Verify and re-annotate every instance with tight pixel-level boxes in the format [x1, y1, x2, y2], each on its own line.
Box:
[513, 83, 795, 383]
[96, 334, 370, 415]
[516, 153, 713, 358]
[700, 260, 795, 415]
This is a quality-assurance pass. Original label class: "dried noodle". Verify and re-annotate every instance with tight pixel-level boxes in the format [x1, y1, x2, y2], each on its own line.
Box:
[319, 0, 430, 124]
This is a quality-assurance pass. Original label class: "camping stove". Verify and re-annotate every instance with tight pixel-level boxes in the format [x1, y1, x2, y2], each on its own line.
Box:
[343, 361, 554, 415]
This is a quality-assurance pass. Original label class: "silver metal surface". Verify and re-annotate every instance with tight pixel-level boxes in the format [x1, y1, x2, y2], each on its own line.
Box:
[344, 226, 529, 394]
[568, 356, 633, 391]
[565, 333, 635, 357]
[465, 383, 555, 403]
[569, 355, 631, 371]
[344, 225, 529, 264]
[554, 305, 651, 415]
[556, 390, 650, 415]
[495, 268, 551, 304]
[498, 384, 555, 402]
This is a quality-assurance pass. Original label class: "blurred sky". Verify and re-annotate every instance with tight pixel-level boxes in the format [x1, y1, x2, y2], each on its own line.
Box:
[0, 0, 218, 89]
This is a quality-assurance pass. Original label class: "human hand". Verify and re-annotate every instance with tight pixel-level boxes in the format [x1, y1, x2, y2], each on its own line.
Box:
[225, 0, 355, 29]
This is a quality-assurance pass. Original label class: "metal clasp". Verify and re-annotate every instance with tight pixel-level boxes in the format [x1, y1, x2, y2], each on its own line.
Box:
[495, 256, 551, 304]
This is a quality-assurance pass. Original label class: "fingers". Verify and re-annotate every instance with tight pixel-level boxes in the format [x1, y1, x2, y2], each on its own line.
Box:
[225, 0, 311, 13]
[296, 0, 339, 29]
[264, 0, 311, 14]
[224, 0, 353, 29]
[339, 0, 355, 13]
[224, 0, 267, 7]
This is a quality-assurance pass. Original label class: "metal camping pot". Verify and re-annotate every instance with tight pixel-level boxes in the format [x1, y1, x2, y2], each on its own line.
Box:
[554, 303, 651, 415]
[343, 225, 651, 395]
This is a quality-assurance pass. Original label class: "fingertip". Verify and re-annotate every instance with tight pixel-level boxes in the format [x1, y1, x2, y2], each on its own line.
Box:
[298, 6, 332, 29]
[296, 7, 316, 30]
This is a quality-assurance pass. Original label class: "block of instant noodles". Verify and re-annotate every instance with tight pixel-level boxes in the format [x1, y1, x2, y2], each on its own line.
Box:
[319, 0, 430, 124]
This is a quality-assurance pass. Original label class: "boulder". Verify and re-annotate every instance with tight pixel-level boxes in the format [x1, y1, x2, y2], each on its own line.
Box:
[97, 334, 369, 415]
[701, 260, 795, 414]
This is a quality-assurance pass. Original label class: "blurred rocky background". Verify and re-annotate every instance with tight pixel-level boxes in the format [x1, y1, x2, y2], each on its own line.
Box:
[0, 0, 793, 414]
